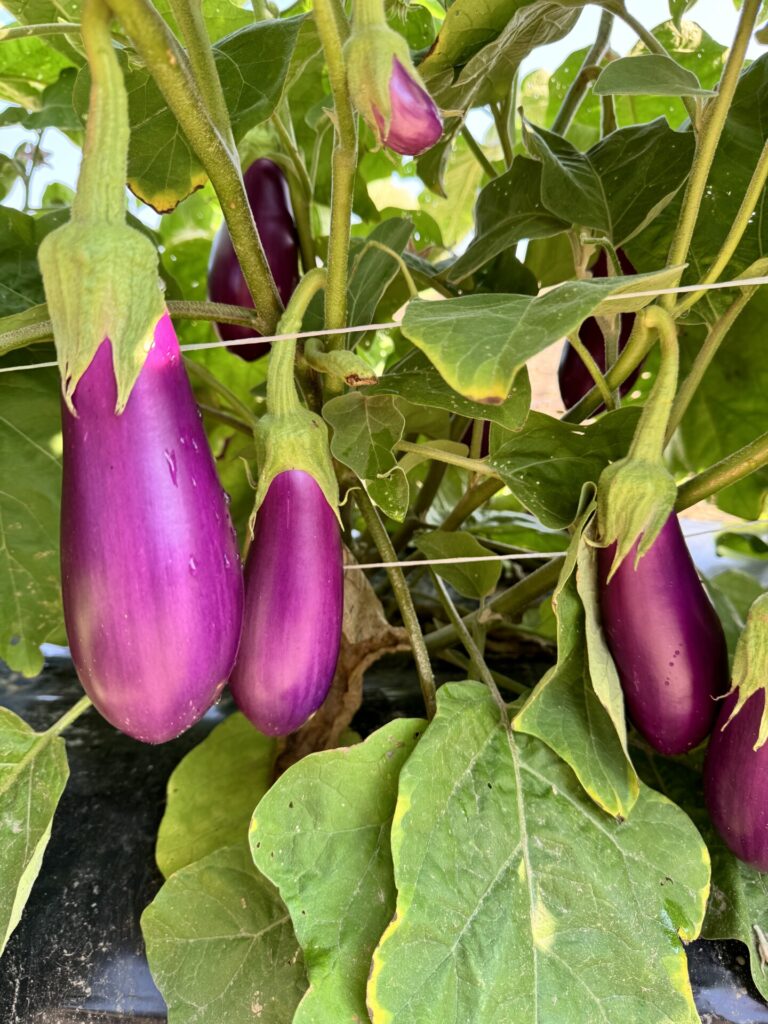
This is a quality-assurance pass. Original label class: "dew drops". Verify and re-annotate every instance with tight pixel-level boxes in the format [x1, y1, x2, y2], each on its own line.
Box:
[164, 449, 178, 486]
[188, 556, 198, 576]
[223, 554, 231, 569]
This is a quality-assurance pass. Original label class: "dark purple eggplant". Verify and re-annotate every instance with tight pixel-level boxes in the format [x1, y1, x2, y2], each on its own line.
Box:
[229, 469, 343, 736]
[207, 158, 300, 361]
[61, 313, 244, 743]
[559, 249, 642, 411]
[597, 514, 728, 755]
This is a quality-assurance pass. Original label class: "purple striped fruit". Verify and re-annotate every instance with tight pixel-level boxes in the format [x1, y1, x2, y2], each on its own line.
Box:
[230, 470, 343, 735]
[60, 313, 244, 743]
[597, 514, 728, 755]
[207, 158, 300, 361]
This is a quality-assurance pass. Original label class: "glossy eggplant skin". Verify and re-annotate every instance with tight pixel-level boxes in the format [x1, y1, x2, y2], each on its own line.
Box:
[207, 158, 300, 360]
[705, 690, 768, 870]
[374, 57, 443, 156]
[597, 514, 728, 755]
[61, 313, 244, 744]
[558, 249, 641, 411]
[229, 470, 343, 736]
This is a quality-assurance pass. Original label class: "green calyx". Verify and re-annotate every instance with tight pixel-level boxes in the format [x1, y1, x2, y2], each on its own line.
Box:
[38, 0, 164, 412]
[723, 592, 768, 750]
[343, 15, 418, 143]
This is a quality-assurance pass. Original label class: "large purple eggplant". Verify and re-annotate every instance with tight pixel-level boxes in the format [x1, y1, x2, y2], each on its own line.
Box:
[597, 514, 728, 755]
[207, 158, 300, 361]
[559, 249, 642, 411]
[61, 313, 244, 743]
[704, 690, 768, 870]
[229, 470, 343, 736]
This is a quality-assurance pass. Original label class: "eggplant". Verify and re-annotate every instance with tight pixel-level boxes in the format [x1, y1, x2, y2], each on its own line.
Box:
[61, 313, 244, 743]
[559, 249, 642, 411]
[207, 158, 300, 361]
[375, 57, 443, 156]
[597, 514, 728, 755]
[229, 470, 343, 736]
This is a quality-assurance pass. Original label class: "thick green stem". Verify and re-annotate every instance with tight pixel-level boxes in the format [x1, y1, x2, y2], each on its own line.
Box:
[660, 0, 761, 308]
[666, 285, 756, 440]
[355, 488, 437, 719]
[167, 0, 234, 147]
[314, 0, 357, 356]
[267, 268, 327, 417]
[440, 476, 505, 531]
[167, 299, 267, 330]
[461, 126, 497, 178]
[45, 696, 92, 738]
[0, 21, 81, 40]
[491, 101, 514, 168]
[552, 10, 613, 136]
[73, 0, 127, 226]
[396, 440, 497, 477]
[675, 431, 768, 510]
[628, 305, 678, 462]
[108, 0, 282, 330]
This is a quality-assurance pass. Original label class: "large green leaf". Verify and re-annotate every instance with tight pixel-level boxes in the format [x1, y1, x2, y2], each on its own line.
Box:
[400, 266, 680, 404]
[143, 844, 306, 1024]
[0, 364, 64, 676]
[0, 209, 47, 317]
[156, 713, 276, 879]
[368, 682, 710, 1024]
[0, 31, 76, 107]
[593, 54, 714, 97]
[250, 719, 424, 1024]
[707, 569, 766, 660]
[154, 0, 255, 42]
[488, 408, 641, 529]
[0, 705, 70, 955]
[523, 117, 695, 245]
[414, 530, 502, 599]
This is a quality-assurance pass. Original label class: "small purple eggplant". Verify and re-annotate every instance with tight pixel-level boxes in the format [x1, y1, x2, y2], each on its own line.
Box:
[229, 470, 343, 736]
[559, 249, 642, 411]
[374, 57, 443, 156]
[597, 514, 728, 755]
[207, 158, 300, 361]
[61, 313, 244, 744]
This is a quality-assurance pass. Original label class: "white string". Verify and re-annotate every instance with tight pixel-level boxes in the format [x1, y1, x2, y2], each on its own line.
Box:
[3, 273, 768, 376]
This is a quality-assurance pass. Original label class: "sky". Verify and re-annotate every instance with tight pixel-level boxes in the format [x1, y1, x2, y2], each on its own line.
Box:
[0, 0, 763, 211]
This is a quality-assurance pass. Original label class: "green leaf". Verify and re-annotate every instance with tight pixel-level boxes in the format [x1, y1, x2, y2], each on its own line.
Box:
[367, 352, 530, 433]
[0, 32, 75, 107]
[369, 682, 710, 1024]
[514, 526, 638, 818]
[523, 117, 695, 244]
[0, 706, 70, 955]
[143, 844, 306, 1024]
[347, 218, 414, 330]
[0, 365, 64, 676]
[470, 511, 569, 554]
[156, 714, 277, 879]
[418, 137, 485, 250]
[594, 54, 714, 97]
[400, 266, 680, 404]
[670, 0, 699, 28]
[250, 719, 424, 1024]
[0, 209, 47, 317]
[414, 530, 502, 599]
[448, 158, 569, 283]
[706, 569, 765, 661]
[154, 0, 255, 42]
[324, 392, 409, 522]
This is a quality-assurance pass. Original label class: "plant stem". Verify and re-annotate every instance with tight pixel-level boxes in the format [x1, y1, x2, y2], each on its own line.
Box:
[267, 268, 326, 417]
[660, 0, 761, 308]
[565, 332, 615, 410]
[45, 696, 92, 738]
[396, 441, 498, 477]
[108, 0, 282, 330]
[552, 10, 613, 136]
[440, 476, 505, 531]
[439, 649, 528, 696]
[627, 305, 679, 462]
[461, 126, 497, 178]
[313, 0, 357, 356]
[675, 431, 768, 510]
[355, 488, 437, 719]
[198, 403, 254, 435]
[429, 570, 510, 727]
[167, 299, 267, 331]
[491, 101, 514, 168]
[361, 240, 418, 297]
[674, 138, 768, 317]
[0, 321, 53, 354]
[184, 356, 260, 428]
[666, 285, 756, 440]
[167, 0, 234, 147]
[0, 21, 81, 40]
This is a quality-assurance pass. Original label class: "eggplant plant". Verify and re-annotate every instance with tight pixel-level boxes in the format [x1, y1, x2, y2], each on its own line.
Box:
[0, 0, 767, 1021]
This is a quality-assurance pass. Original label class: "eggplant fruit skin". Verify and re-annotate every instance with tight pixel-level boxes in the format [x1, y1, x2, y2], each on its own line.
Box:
[597, 514, 728, 755]
[705, 690, 768, 871]
[230, 470, 343, 736]
[207, 158, 299, 360]
[374, 57, 443, 156]
[558, 249, 641, 411]
[61, 313, 244, 743]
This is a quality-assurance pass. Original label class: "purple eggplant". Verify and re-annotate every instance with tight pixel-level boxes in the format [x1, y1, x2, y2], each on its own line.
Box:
[207, 158, 300, 361]
[61, 313, 244, 744]
[229, 470, 343, 736]
[374, 57, 443, 156]
[559, 249, 642, 411]
[597, 514, 728, 755]
[704, 690, 768, 870]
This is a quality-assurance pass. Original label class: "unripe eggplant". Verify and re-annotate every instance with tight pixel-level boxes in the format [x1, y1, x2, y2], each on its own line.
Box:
[61, 313, 244, 743]
[376, 57, 443, 156]
[207, 158, 300, 361]
[597, 514, 728, 755]
[559, 249, 642, 411]
[229, 470, 343, 736]
[704, 690, 768, 870]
